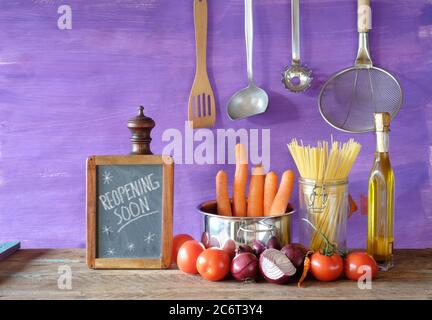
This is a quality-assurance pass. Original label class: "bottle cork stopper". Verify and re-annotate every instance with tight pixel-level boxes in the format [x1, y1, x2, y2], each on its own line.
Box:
[374, 112, 391, 132]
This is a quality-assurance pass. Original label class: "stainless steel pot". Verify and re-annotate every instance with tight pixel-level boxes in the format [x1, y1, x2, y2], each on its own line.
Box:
[198, 200, 294, 249]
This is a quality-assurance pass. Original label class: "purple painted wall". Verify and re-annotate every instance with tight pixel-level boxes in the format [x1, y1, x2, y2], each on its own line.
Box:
[0, 0, 431, 249]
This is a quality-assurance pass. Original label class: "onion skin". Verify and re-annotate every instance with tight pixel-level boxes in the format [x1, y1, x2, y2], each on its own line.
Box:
[259, 249, 296, 284]
[231, 253, 259, 282]
[266, 236, 281, 250]
[280, 243, 307, 274]
[252, 240, 266, 258]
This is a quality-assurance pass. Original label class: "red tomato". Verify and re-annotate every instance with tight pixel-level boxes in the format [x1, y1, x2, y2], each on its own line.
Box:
[196, 248, 231, 281]
[177, 240, 205, 274]
[310, 252, 344, 282]
[172, 234, 194, 264]
[344, 252, 378, 281]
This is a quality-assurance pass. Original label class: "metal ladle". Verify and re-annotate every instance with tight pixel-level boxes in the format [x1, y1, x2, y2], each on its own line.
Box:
[282, 0, 312, 92]
[227, 0, 268, 120]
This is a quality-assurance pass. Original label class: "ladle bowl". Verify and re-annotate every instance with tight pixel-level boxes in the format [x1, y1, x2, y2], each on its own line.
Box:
[227, 84, 269, 120]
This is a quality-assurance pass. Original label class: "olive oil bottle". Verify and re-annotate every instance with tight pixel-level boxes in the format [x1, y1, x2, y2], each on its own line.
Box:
[367, 112, 394, 271]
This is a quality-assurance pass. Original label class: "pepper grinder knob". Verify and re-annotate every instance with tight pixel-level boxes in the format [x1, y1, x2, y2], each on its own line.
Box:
[127, 106, 155, 155]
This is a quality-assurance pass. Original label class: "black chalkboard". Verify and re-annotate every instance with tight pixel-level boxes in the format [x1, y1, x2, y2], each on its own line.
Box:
[96, 164, 163, 259]
[86, 155, 173, 269]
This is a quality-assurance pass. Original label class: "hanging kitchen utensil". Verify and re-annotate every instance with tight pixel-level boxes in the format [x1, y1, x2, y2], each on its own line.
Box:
[227, 0, 268, 120]
[318, 0, 403, 133]
[282, 0, 312, 92]
[188, 0, 216, 129]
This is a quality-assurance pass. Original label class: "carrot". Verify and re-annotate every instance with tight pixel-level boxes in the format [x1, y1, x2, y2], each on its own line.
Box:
[263, 171, 278, 216]
[232, 143, 248, 217]
[247, 165, 265, 217]
[216, 170, 232, 216]
[269, 170, 295, 216]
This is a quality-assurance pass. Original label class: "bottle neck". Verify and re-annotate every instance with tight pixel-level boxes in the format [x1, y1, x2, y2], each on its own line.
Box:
[376, 130, 389, 153]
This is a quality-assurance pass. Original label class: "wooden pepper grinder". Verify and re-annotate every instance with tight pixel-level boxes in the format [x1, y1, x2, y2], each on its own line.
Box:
[127, 106, 155, 155]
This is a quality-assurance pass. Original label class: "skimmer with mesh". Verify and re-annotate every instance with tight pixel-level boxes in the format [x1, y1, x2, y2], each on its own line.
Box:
[319, 0, 403, 133]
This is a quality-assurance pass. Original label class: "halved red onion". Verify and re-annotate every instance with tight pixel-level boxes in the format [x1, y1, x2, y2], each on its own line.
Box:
[259, 248, 296, 284]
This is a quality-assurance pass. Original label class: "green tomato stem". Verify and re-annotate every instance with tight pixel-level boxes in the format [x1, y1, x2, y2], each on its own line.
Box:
[302, 218, 344, 256]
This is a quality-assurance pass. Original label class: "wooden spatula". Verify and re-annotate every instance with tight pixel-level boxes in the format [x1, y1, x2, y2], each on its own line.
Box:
[188, 0, 216, 129]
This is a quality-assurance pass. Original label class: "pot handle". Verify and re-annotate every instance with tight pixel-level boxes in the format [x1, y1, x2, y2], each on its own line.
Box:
[237, 220, 276, 235]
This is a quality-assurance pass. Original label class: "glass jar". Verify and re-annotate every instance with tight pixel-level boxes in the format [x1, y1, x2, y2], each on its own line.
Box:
[299, 178, 348, 252]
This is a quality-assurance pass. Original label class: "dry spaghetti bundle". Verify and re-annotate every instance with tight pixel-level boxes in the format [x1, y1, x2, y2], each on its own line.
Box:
[288, 138, 361, 251]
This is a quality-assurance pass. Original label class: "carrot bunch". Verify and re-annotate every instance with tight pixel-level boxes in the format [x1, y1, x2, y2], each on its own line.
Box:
[216, 143, 295, 217]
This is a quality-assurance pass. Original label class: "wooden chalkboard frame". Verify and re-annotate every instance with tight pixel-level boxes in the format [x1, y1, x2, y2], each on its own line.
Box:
[86, 155, 173, 269]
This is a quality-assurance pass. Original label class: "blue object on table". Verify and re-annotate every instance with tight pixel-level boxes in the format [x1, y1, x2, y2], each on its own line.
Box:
[0, 241, 21, 261]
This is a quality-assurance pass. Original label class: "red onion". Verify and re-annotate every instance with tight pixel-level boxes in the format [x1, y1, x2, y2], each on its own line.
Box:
[231, 253, 258, 282]
[259, 249, 296, 284]
[236, 244, 254, 255]
[266, 236, 281, 250]
[222, 239, 236, 260]
[201, 232, 210, 248]
[252, 240, 266, 257]
[209, 236, 220, 248]
[280, 243, 307, 271]
[200, 232, 221, 249]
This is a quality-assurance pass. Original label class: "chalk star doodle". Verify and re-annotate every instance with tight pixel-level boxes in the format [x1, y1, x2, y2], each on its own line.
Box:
[102, 226, 113, 235]
[144, 232, 156, 245]
[102, 171, 113, 185]
[107, 248, 115, 256]
[127, 243, 135, 251]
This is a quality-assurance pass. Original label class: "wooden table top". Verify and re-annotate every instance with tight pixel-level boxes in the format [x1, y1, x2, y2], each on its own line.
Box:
[0, 249, 431, 300]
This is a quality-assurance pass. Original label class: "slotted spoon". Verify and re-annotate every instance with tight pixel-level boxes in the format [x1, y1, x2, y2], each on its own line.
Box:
[282, 0, 312, 92]
[188, 0, 216, 129]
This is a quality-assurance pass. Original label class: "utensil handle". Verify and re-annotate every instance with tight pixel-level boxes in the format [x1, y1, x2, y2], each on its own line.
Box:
[292, 0, 300, 64]
[245, 0, 254, 84]
[238, 221, 276, 234]
[194, 0, 208, 74]
[358, 0, 372, 33]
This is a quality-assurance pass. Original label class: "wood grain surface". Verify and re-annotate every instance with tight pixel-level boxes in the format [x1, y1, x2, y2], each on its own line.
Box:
[0, 249, 431, 300]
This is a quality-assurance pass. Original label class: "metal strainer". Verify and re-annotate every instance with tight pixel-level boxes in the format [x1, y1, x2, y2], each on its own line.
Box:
[319, 0, 403, 133]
